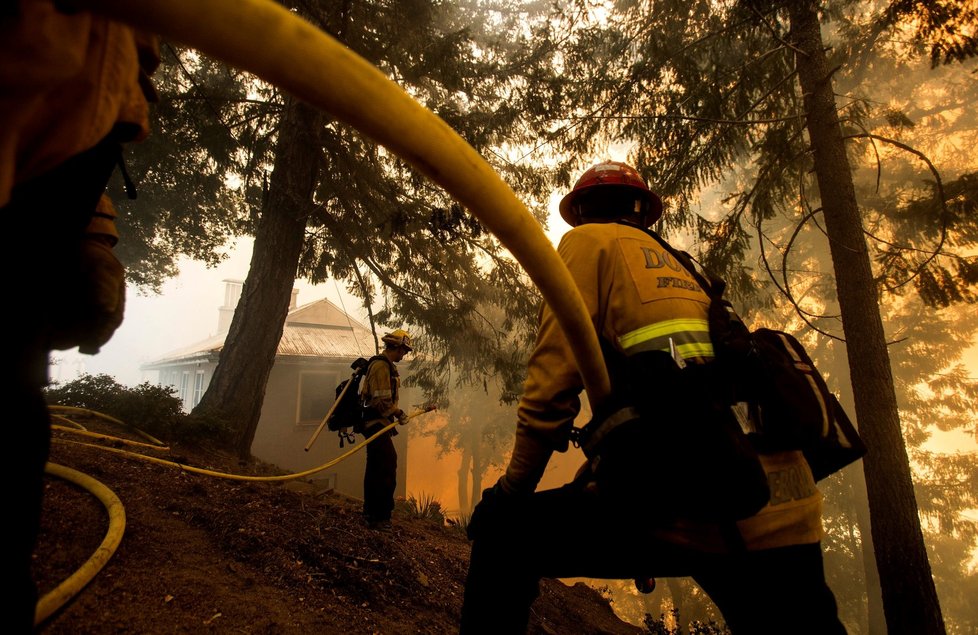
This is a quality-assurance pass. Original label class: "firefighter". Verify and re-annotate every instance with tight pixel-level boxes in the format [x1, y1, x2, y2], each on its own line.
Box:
[359, 329, 413, 531]
[2, 3, 159, 630]
[459, 162, 846, 634]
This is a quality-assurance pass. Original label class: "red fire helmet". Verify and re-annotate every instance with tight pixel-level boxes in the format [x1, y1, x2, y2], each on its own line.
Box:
[558, 161, 663, 227]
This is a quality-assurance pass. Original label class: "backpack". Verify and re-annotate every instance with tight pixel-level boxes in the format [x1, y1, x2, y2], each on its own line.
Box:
[326, 357, 370, 434]
[650, 229, 867, 482]
[325, 355, 397, 435]
[733, 328, 867, 481]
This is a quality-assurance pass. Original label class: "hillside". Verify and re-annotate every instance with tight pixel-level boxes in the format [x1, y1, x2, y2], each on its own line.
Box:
[33, 415, 647, 634]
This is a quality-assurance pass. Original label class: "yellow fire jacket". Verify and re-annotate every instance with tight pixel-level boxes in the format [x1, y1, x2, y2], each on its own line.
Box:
[359, 355, 400, 432]
[506, 220, 822, 551]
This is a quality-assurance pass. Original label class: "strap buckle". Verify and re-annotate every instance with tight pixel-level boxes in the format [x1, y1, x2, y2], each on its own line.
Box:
[572, 406, 642, 458]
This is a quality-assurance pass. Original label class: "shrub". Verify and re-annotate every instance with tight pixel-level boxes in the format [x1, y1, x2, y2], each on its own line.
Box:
[44, 373, 122, 413]
[446, 511, 471, 536]
[644, 609, 731, 635]
[179, 412, 235, 445]
[111, 382, 185, 436]
[45, 373, 184, 440]
[403, 492, 446, 524]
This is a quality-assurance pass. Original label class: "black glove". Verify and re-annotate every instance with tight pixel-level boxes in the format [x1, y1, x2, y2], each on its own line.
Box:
[466, 478, 527, 541]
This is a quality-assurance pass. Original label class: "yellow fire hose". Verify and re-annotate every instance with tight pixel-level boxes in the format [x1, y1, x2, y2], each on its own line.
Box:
[35, 463, 126, 627]
[53, 408, 433, 483]
[50, 413, 87, 431]
[49, 405, 168, 446]
[52, 424, 172, 452]
[78, 0, 612, 409]
[36, 407, 432, 627]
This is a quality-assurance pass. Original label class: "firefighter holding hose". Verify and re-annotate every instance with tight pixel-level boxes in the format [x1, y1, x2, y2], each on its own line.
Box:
[460, 162, 845, 634]
[359, 329, 414, 531]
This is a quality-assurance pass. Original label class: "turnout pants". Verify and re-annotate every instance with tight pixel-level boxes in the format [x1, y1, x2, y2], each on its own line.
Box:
[460, 481, 846, 635]
[363, 428, 397, 523]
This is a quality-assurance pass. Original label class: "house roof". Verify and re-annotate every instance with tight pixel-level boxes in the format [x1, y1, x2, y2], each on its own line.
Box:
[141, 295, 378, 369]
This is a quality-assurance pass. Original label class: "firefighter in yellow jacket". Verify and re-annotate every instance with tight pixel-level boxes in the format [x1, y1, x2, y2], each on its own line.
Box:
[2, 3, 159, 630]
[359, 330, 413, 531]
[460, 162, 845, 634]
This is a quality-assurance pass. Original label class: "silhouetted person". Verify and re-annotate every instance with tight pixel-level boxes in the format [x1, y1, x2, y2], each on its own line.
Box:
[359, 329, 413, 531]
[2, 3, 158, 630]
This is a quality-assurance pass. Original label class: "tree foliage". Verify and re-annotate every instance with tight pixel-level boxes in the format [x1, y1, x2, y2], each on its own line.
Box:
[113, 45, 273, 291]
[286, 0, 570, 401]
[876, 0, 978, 67]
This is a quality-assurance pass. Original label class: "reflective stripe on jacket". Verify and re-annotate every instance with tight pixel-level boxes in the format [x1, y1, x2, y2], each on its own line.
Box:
[513, 222, 713, 468]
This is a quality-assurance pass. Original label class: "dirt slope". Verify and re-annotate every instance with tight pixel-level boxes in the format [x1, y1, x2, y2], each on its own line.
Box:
[33, 418, 646, 634]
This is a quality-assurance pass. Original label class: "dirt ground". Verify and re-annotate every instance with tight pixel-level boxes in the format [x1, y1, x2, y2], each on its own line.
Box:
[33, 414, 647, 634]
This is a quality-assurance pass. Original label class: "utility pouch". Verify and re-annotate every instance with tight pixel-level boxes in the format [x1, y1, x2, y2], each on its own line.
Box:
[572, 349, 770, 523]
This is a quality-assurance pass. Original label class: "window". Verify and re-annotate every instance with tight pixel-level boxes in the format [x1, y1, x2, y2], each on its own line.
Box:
[297, 371, 339, 426]
[180, 371, 190, 411]
[192, 370, 205, 408]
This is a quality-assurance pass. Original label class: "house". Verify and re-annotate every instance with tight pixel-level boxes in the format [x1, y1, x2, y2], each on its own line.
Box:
[141, 280, 418, 500]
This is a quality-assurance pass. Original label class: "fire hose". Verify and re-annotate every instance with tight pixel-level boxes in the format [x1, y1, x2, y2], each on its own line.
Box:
[36, 407, 433, 627]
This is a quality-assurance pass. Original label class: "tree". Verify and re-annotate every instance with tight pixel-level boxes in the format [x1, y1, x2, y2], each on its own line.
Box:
[439, 382, 518, 513]
[814, 282, 978, 634]
[113, 45, 266, 292]
[787, 5, 945, 632]
[192, 97, 324, 455]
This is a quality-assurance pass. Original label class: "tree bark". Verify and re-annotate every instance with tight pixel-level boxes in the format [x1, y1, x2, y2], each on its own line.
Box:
[838, 384, 885, 633]
[786, 2, 945, 633]
[469, 427, 484, 514]
[458, 445, 472, 513]
[192, 97, 323, 458]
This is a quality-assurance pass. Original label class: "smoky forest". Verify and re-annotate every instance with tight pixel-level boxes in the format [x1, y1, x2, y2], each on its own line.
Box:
[30, 0, 978, 634]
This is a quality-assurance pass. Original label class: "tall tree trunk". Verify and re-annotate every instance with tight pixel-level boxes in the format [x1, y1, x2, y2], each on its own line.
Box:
[786, 3, 945, 633]
[469, 427, 484, 513]
[839, 384, 885, 633]
[458, 445, 472, 513]
[192, 98, 323, 458]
